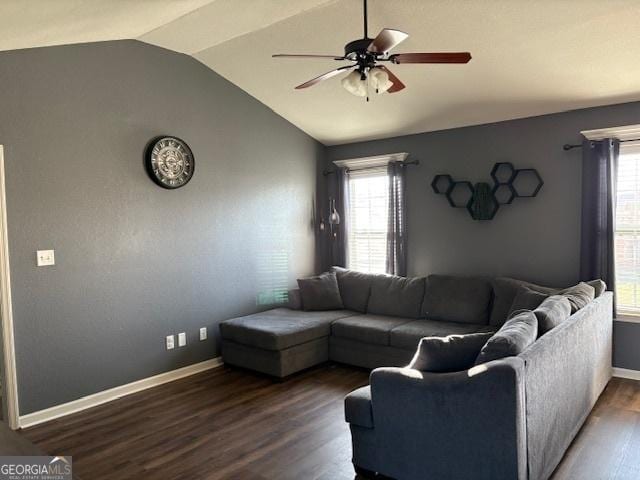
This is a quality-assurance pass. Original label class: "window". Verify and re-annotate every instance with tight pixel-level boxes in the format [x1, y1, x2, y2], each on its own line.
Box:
[347, 167, 389, 274]
[615, 143, 640, 315]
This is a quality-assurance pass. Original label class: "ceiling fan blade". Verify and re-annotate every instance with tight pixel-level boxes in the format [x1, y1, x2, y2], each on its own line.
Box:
[294, 65, 355, 89]
[378, 66, 405, 93]
[368, 29, 409, 53]
[273, 54, 345, 60]
[390, 52, 472, 64]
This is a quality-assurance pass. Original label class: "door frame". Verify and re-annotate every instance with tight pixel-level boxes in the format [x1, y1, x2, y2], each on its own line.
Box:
[0, 146, 20, 429]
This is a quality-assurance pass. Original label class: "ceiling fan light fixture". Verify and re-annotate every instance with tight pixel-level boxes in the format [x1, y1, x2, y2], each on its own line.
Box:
[341, 70, 367, 97]
[370, 68, 393, 94]
[274, 0, 471, 96]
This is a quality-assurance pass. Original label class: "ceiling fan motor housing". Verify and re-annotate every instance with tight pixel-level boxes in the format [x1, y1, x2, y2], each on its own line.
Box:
[344, 38, 374, 60]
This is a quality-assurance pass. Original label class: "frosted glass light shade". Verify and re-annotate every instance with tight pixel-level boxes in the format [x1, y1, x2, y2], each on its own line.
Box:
[341, 70, 367, 97]
[370, 68, 393, 93]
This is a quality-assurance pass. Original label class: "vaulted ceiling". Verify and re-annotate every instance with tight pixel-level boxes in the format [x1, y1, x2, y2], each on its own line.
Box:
[2, 0, 640, 145]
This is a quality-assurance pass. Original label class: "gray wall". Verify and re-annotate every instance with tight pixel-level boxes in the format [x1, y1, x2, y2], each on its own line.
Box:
[0, 40, 323, 414]
[326, 101, 640, 369]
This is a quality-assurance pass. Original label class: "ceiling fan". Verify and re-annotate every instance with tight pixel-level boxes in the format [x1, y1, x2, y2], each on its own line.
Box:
[273, 0, 471, 99]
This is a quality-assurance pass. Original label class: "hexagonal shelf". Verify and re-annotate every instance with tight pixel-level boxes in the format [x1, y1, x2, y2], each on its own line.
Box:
[446, 181, 474, 208]
[512, 169, 543, 197]
[491, 162, 516, 185]
[467, 182, 498, 220]
[431, 174, 453, 194]
[492, 183, 516, 205]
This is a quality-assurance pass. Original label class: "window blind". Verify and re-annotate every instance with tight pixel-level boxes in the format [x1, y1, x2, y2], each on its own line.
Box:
[347, 167, 389, 274]
[616, 146, 640, 315]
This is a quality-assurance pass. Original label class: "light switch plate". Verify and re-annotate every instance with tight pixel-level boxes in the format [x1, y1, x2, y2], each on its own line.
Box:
[178, 332, 187, 347]
[166, 335, 175, 350]
[36, 250, 55, 267]
[199, 327, 207, 341]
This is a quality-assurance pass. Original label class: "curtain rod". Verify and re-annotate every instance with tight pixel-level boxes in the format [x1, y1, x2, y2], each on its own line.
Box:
[322, 159, 420, 176]
[563, 138, 640, 151]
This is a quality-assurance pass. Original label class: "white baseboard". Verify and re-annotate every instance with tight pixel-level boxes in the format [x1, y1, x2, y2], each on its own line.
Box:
[613, 367, 640, 381]
[19, 357, 223, 429]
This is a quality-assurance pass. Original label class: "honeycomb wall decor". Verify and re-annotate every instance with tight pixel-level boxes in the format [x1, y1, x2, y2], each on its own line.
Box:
[431, 162, 543, 220]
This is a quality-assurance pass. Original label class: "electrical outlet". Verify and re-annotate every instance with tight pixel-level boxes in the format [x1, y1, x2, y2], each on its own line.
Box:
[178, 332, 187, 347]
[199, 327, 207, 341]
[166, 335, 175, 350]
[36, 250, 55, 267]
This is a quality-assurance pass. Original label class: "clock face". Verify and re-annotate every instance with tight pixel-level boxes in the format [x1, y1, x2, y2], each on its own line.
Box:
[145, 136, 194, 189]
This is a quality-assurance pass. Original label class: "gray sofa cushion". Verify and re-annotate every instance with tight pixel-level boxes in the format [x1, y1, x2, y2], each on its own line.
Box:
[490, 277, 557, 326]
[475, 311, 538, 364]
[423, 275, 492, 325]
[297, 272, 344, 311]
[587, 279, 606, 298]
[331, 266, 376, 313]
[219, 308, 354, 351]
[344, 385, 373, 428]
[534, 295, 572, 336]
[331, 314, 412, 346]
[507, 287, 549, 318]
[390, 319, 495, 350]
[559, 282, 595, 313]
[367, 275, 425, 319]
[408, 332, 495, 373]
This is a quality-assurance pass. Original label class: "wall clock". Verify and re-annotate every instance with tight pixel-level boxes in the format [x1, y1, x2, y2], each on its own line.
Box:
[145, 136, 195, 189]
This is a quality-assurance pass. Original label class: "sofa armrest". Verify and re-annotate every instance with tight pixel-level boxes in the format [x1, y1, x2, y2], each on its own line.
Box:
[368, 357, 527, 480]
[345, 385, 373, 428]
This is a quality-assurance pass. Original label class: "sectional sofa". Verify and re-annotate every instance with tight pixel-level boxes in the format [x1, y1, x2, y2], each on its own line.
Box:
[219, 267, 612, 480]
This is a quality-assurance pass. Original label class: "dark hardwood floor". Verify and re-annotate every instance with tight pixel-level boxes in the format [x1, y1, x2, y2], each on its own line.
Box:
[21, 364, 640, 480]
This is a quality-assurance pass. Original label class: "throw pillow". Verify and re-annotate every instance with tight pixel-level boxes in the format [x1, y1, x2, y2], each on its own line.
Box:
[297, 272, 344, 311]
[475, 311, 538, 365]
[507, 286, 549, 318]
[559, 282, 595, 313]
[287, 289, 302, 310]
[534, 295, 571, 336]
[409, 332, 495, 373]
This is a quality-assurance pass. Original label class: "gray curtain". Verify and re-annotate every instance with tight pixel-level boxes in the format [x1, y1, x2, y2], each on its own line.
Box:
[386, 162, 407, 276]
[580, 137, 619, 312]
[332, 167, 349, 268]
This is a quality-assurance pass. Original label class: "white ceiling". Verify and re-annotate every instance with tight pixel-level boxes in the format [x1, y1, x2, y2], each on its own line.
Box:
[2, 1, 640, 145]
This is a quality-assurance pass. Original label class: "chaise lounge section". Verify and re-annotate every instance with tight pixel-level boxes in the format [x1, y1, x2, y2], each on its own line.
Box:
[220, 308, 356, 377]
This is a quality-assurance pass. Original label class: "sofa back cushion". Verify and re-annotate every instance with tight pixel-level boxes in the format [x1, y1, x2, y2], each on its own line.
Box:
[423, 275, 492, 325]
[297, 272, 344, 311]
[408, 332, 494, 373]
[587, 279, 606, 298]
[558, 282, 595, 313]
[331, 266, 375, 313]
[475, 310, 538, 364]
[534, 295, 572, 336]
[367, 275, 426, 319]
[490, 277, 557, 326]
